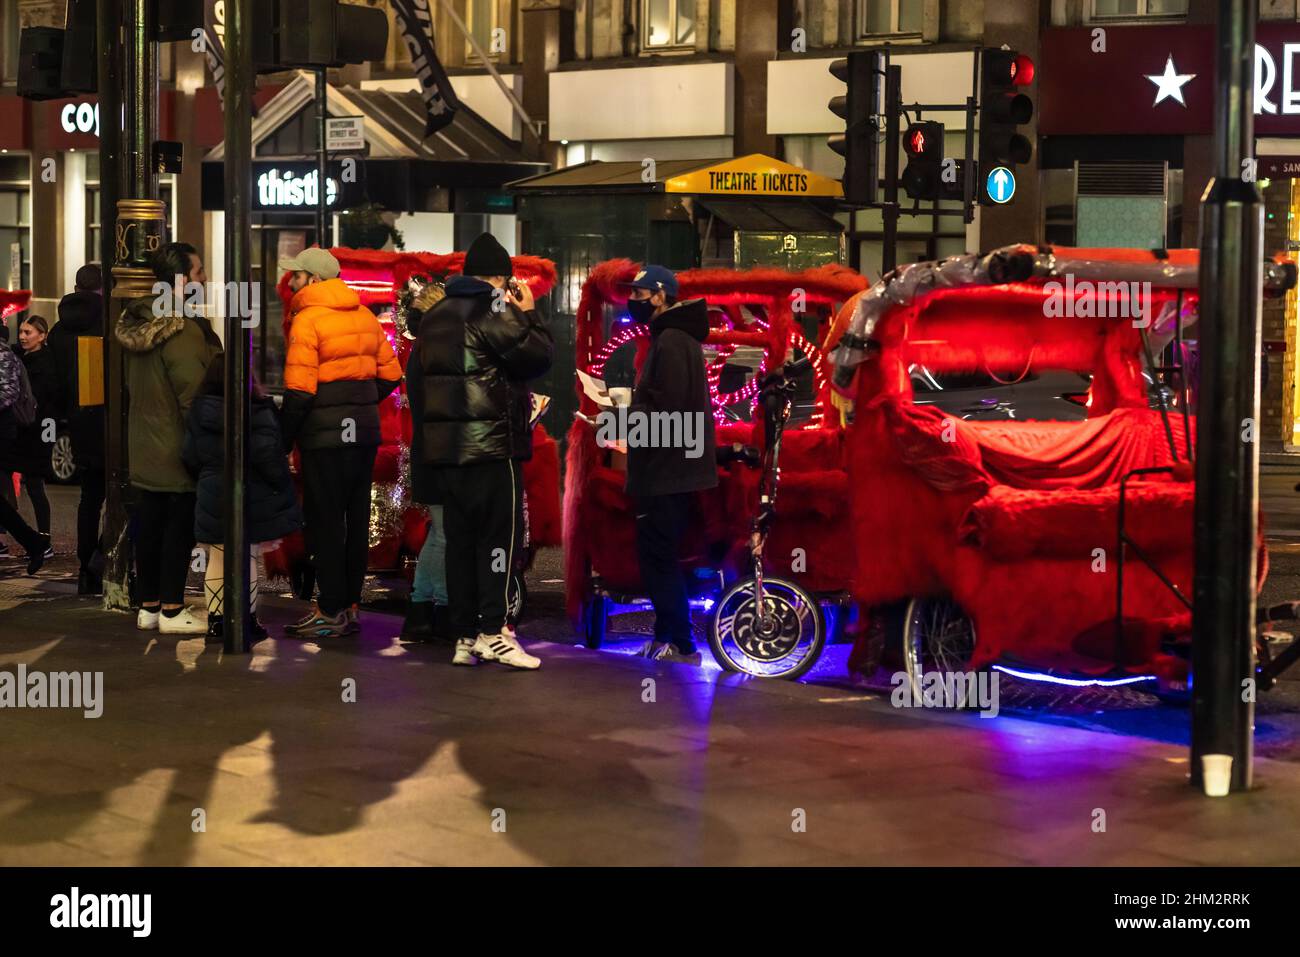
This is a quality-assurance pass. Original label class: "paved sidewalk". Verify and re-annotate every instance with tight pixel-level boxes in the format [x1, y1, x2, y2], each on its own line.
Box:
[1, 578, 1299, 866]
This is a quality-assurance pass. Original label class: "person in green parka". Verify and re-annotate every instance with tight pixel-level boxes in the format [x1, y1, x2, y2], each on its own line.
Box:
[114, 242, 220, 635]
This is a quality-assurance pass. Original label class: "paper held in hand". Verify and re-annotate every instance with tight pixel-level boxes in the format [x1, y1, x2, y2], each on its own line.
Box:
[576, 369, 631, 408]
[529, 393, 551, 428]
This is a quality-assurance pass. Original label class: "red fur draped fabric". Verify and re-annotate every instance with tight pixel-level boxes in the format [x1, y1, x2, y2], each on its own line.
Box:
[879, 399, 1194, 494]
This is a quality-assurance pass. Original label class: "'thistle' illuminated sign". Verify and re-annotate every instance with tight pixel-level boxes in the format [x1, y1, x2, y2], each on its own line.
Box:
[256, 168, 339, 208]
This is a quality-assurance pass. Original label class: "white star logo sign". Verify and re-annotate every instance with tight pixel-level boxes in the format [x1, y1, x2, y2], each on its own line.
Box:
[1145, 55, 1196, 107]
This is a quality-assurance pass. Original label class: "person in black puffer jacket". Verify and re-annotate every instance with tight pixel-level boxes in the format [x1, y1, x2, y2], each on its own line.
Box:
[47, 265, 107, 593]
[412, 233, 552, 669]
[182, 356, 302, 639]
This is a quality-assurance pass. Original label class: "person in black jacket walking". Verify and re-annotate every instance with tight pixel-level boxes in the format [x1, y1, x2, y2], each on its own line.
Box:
[2, 316, 59, 555]
[621, 265, 717, 665]
[47, 264, 106, 593]
[0, 339, 49, 574]
[412, 233, 553, 669]
[183, 357, 302, 639]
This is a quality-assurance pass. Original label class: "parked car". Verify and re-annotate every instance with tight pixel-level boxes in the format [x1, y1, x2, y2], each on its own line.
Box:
[46, 420, 77, 484]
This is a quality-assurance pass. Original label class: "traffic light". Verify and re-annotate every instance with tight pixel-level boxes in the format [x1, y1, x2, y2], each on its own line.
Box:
[60, 0, 98, 95]
[978, 47, 1035, 205]
[16, 27, 64, 101]
[827, 51, 880, 206]
[19, 1, 204, 100]
[900, 121, 945, 201]
[256, 0, 390, 72]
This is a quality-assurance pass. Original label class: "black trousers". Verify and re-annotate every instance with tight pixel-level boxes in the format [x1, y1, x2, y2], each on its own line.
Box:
[634, 492, 695, 652]
[21, 473, 49, 536]
[0, 492, 42, 554]
[2, 472, 50, 535]
[77, 468, 106, 571]
[134, 488, 196, 606]
[301, 445, 378, 617]
[435, 459, 523, 639]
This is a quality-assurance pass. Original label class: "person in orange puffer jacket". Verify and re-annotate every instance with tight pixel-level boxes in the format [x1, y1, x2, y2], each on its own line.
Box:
[278, 248, 402, 639]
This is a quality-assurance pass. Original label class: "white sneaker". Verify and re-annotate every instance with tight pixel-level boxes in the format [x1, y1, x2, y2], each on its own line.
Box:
[158, 606, 208, 635]
[452, 638, 478, 666]
[474, 632, 540, 670]
[649, 642, 703, 666]
[137, 608, 160, 630]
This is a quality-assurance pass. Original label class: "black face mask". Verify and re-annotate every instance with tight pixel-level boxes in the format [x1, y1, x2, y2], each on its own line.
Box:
[627, 297, 656, 324]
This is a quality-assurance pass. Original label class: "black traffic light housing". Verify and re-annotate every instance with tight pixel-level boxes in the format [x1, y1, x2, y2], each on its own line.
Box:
[978, 47, 1035, 205]
[19, 1, 205, 99]
[900, 121, 945, 201]
[256, 0, 389, 72]
[16, 27, 65, 101]
[827, 51, 880, 206]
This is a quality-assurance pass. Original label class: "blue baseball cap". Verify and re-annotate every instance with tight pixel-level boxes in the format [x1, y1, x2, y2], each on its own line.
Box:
[621, 264, 679, 300]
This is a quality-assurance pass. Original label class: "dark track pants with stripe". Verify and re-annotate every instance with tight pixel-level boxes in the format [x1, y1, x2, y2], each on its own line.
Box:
[433, 459, 523, 639]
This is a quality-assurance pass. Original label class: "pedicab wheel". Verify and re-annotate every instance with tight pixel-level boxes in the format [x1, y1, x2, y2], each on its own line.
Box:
[709, 576, 825, 679]
[507, 573, 528, 626]
[583, 593, 607, 649]
[901, 597, 977, 703]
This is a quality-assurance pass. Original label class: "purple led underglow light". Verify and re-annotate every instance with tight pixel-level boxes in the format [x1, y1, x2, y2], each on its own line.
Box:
[990, 664, 1157, 687]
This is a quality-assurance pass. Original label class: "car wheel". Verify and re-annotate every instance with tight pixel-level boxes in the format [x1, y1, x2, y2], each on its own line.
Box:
[49, 433, 76, 484]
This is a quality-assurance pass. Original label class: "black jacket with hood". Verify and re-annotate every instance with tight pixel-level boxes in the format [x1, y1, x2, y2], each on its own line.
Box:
[413, 275, 553, 469]
[624, 297, 718, 498]
[183, 388, 302, 545]
[47, 289, 105, 470]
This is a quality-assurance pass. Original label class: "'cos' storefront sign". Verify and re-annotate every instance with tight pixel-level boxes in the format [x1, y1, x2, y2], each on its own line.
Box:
[60, 101, 100, 137]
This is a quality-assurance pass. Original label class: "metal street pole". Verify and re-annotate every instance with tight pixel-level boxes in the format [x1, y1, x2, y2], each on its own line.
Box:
[1191, 0, 1261, 794]
[881, 63, 901, 275]
[316, 67, 329, 247]
[106, 0, 165, 609]
[97, 0, 128, 611]
[223, 0, 254, 654]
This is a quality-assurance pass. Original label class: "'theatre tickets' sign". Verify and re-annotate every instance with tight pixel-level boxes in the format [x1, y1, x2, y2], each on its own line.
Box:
[664, 155, 843, 197]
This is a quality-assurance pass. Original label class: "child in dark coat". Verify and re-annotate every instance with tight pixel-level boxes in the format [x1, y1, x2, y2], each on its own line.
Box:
[183, 357, 302, 638]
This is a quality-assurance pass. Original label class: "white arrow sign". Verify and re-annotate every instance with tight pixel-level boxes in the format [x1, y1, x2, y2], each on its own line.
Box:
[986, 166, 1015, 204]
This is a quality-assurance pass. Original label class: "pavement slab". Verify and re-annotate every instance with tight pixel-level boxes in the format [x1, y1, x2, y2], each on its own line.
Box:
[3, 576, 1300, 866]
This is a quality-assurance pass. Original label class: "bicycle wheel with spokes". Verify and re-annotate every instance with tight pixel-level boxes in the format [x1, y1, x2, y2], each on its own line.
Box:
[901, 597, 977, 703]
[709, 576, 825, 679]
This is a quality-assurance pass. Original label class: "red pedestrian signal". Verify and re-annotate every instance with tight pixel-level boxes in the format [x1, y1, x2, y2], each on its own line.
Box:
[900, 121, 946, 200]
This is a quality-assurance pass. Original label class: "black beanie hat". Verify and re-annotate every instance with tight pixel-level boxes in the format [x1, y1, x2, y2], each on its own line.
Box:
[463, 232, 513, 278]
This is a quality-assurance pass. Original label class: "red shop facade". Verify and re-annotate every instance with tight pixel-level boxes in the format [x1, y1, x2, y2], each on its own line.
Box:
[1038, 21, 1300, 447]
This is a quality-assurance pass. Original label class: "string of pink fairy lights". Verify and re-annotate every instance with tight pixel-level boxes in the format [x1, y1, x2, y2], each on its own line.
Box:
[587, 317, 829, 428]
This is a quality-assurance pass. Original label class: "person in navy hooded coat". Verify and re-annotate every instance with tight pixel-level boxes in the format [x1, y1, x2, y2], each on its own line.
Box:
[183, 356, 302, 638]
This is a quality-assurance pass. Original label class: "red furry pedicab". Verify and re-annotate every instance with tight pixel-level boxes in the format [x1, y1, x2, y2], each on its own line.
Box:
[564, 259, 869, 675]
[263, 247, 563, 620]
[825, 245, 1299, 698]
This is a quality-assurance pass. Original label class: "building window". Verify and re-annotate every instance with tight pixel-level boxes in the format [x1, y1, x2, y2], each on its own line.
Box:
[643, 0, 697, 50]
[87, 186, 100, 266]
[466, 0, 499, 61]
[1090, 0, 1188, 19]
[2, 1, 18, 84]
[858, 0, 923, 38]
[0, 192, 31, 290]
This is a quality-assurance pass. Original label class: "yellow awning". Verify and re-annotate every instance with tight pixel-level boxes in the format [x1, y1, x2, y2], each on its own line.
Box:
[663, 154, 843, 199]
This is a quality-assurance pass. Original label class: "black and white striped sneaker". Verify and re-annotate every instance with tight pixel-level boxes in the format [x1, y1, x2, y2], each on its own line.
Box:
[473, 632, 540, 670]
